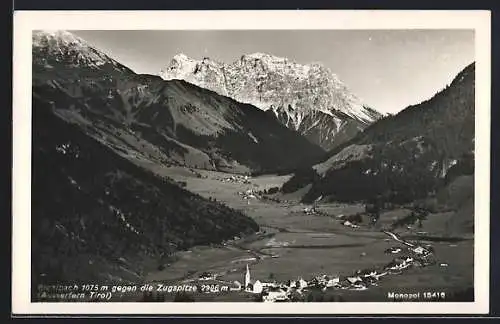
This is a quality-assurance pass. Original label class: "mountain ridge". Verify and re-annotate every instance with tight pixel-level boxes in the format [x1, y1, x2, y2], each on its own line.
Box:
[282, 61, 475, 205]
[32, 30, 325, 175]
[160, 52, 384, 150]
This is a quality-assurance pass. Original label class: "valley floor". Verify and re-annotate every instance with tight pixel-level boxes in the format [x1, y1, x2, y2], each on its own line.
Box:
[126, 163, 474, 303]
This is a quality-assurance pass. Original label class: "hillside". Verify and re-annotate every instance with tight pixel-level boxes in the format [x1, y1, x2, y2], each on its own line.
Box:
[31, 30, 303, 295]
[32, 99, 259, 290]
[160, 53, 384, 150]
[32, 31, 325, 176]
[282, 62, 475, 205]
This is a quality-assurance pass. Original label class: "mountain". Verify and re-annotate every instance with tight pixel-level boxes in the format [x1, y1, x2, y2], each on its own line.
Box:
[282, 62, 475, 205]
[31, 31, 263, 290]
[32, 30, 134, 76]
[32, 31, 324, 176]
[160, 53, 384, 150]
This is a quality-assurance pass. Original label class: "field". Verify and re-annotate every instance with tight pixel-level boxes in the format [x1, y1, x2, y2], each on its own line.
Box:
[141, 165, 474, 302]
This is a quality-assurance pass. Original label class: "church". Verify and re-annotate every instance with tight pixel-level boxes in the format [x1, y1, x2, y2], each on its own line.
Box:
[244, 264, 263, 294]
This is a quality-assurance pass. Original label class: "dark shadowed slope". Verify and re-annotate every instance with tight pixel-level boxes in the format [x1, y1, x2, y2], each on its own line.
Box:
[32, 98, 259, 292]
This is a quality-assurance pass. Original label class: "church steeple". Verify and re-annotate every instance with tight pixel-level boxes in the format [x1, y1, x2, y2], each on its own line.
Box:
[245, 264, 251, 289]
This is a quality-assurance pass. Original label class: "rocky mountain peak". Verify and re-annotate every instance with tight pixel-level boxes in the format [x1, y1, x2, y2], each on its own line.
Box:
[161, 53, 199, 79]
[32, 30, 131, 74]
[159, 52, 383, 150]
[33, 30, 86, 47]
[33, 30, 107, 66]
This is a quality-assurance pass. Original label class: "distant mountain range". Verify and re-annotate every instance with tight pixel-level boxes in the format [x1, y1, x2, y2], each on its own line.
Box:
[160, 53, 384, 150]
[283, 62, 475, 208]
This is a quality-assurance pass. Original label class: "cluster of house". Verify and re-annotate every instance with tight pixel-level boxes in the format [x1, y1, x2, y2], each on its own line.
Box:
[384, 255, 419, 272]
[198, 272, 218, 281]
[220, 175, 252, 184]
[302, 206, 318, 215]
[385, 246, 403, 254]
[300, 206, 358, 223]
[383, 243, 435, 271]
[238, 264, 389, 302]
[237, 189, 260, 201]
[301, 196, 324, 216]
[55, 141, 80, 158]
[341, 220, 360, 229]
[237, 241, 435, 302]
[191, 239, 436, 303]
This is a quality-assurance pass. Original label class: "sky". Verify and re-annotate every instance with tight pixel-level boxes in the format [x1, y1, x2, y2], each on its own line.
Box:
[73, 30, 474, 115]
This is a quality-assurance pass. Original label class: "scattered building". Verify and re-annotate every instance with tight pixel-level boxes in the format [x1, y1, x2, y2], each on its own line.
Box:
[263, 289, 289, 302]
[221, 175, 251, 184]
[412, 245, 432, 256]
[404, 256, 414, 263]
[303, 206, 318, 215]
[385, 247, 402, 254]
[347, 276, 363, 285]
[326, 277, 340, 287]
[198, 272, 216, 280]
[253, 280, 263, 294]
[342, 220, 360, 228]
[298, 277, 308, 289]
[238, 188, 261, 201]
[352, 283, 368, 290]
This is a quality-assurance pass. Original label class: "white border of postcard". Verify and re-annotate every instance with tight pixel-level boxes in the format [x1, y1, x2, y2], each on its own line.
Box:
[12, 10, 491, 315]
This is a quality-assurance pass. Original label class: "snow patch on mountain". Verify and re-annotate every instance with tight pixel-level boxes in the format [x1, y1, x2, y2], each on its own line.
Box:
[159, 53, 380, 123]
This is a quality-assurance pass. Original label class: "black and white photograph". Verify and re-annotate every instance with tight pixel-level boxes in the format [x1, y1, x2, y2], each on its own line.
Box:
[12, 10, 491, 314]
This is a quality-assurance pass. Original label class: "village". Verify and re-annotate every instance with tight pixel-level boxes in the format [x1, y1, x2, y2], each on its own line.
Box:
[133, 168, 461, 303]
[192, 235, 437, 303]
[198, 174, 441, 302]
